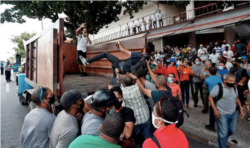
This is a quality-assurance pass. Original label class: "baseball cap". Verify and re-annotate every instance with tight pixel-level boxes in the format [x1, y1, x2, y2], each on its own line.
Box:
[170, 58, 177, 63]
[109, 78, 121, 87]
[60, 90, 87, 108]
[241, 56, 248, 60]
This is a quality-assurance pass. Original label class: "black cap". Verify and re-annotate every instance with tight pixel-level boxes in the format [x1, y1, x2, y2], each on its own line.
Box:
[61, 90, 87, 108]
[109, 78, 121, 87]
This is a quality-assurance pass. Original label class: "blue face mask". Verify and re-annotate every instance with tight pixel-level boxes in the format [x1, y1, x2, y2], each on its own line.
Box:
[218, 66, 223, 70]
[196, 62, 200, 65]
[175, 54, 179, 57]
[167, 77, 173, 84]
[247, 71, 250, 76]
[109, 108, 113, 114]
[167, 60, 170, 62]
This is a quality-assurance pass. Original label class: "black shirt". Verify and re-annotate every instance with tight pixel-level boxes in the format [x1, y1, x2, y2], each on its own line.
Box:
[119, 107, 136, 123]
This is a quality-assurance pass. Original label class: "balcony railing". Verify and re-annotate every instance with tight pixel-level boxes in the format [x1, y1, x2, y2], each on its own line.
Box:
[91, 2, 247, 45]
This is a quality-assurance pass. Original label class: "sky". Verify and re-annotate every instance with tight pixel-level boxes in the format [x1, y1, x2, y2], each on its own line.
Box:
[0, 4, 55, 62]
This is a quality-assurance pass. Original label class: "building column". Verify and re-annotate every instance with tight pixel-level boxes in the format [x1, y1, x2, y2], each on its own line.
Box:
[224, 25, 236, 45]
[189, 31, 197, 48]
[186, 0, 195, 20]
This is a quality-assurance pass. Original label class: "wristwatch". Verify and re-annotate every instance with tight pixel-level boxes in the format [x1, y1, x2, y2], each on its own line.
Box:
[134, 76, 138, 80]
[240, 107, 244, 110]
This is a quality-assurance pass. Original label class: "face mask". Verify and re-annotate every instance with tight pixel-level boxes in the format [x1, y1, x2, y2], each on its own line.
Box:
[226, 82, 235, 87]
[153, 62, 157, 65]
[167, 77, 173, 83]
[114, 100, 123, 109]
[233, 63, 238, 67]
[49, 96, 55, 104]
[200, 46, 203, 49]
[218, 66, 223, 70]
[78, 101, 85, 114]
[151, 112, 178, 129]
[196, 62, 200, 65]
[206, 66, 210, 70]
[175, 54, 179, 57]
[109, 108, 113, 114]
[167, 60, 170, 62]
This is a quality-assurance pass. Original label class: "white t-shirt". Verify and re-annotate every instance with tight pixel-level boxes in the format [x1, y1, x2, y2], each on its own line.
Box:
[76, 35, 88, 52]
[153, 16, 157, 22]
[223, 50, 234, 60]
[209, 54, 220, 64]
[221, 44, 231, 51]
[158, 13, 164, 20]
[226, 62, 233, 71]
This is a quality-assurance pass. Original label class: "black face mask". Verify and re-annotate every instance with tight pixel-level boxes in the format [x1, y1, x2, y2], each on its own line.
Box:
[78, 101, 85, 114]
[226, 82, 235, 87]
[49, 95, 55, 105]
[233, 63, 238, 67]
[114, 100, 123, 109]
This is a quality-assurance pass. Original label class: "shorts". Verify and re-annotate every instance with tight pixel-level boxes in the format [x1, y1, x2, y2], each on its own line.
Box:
[77, 50, 86, 64]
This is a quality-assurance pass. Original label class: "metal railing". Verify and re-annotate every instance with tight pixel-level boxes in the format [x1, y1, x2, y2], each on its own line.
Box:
[92, 3, 220, 45]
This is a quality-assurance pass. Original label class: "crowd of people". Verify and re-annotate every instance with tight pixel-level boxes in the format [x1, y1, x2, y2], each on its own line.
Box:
[20, 37, 250, 148]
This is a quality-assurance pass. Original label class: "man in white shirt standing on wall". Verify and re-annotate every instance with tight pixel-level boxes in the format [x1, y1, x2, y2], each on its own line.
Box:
[158, 10, 164, 27]
[76, 23, 92, 77]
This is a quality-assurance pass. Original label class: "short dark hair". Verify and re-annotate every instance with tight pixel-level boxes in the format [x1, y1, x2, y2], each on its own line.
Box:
[122, 76, 133, 87]
[145, 42, 155, 55]
[209, 66, 217, 75]
[169, 73, 175, 78]
[219, 61, 225, 65]
[155, 99, 178, 126]
[101, 113, 125, 140]
[111, 87, 123, 97]
[31, 87, 49, 105]
[195, 57, 201, 61]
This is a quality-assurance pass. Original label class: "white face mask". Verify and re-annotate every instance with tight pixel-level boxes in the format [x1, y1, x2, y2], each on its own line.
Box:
[151, 112, 178, 128]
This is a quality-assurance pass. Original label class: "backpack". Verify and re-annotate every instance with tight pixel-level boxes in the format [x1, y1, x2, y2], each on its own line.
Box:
[213, 83, 237, 104]
[130, 54, 149, 77]
[159, 90, 189, 128]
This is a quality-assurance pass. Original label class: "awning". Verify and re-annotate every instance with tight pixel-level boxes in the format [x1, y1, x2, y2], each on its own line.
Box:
[236, 23, 250, 39]
[196, 28, 224, 34]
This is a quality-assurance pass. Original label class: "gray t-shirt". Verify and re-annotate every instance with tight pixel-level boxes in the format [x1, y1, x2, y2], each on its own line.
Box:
[192, 64, 204, 82]
[21, 108, 56, 148]
[145, 80, 157, 91]
[81, 111, 104, 136]
[200, 69, 210, 87]
[49, 110, 78, 148]
[210, 83, 238, 115]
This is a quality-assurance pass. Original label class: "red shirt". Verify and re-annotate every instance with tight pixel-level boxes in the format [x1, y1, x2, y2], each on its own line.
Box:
[167, 65, 178, 82]
[154, 64, 168, 76]
[143, 124, 189, 148]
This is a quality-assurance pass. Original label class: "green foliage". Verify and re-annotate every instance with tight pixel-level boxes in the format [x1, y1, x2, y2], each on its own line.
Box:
[10, 32, 36, 58]
[0, 0, 190, 36]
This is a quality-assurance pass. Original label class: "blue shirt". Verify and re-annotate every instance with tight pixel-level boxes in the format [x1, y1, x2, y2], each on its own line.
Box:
[205, 75, 223, 93]
[217, 69, 229, 77]
[1, 62, 4, 68]
[12, 65, 19, 72]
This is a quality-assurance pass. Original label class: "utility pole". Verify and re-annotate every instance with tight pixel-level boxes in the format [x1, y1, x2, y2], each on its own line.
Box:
[41, 18, 44, 30]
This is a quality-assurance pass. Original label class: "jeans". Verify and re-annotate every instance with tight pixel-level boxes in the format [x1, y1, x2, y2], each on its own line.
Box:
[203, 87, 209, 111]
[217, 111, 237, 148]
[127, 29, 130, 35]
[137, 27, 141, 32]
[134, 119, 153, 139]
[189, 75, 194, 98]
[181, 81, 190, 105]
[159, 19, 163, 27]
[153, 21, 157, 28]
[87, 52, 120, 78]
[193, 82, 204, 105]
[144, 25, 147, 31]
[1, 67, 3, 75]
[5, 70, 11, 81]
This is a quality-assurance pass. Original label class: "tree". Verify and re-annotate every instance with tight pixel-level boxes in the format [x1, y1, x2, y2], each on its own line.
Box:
[10, 32, 36, 58]
[1, 1, 146, 39]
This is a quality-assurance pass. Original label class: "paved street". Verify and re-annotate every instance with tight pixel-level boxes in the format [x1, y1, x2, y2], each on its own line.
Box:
[1, 74, 29, 148]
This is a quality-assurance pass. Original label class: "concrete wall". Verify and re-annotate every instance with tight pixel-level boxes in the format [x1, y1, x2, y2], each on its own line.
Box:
[90, 2, 185, 41]
[150, 38, 162, 52]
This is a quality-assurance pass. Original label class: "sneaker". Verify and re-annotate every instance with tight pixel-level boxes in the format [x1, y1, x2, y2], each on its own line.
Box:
[193, 104, 198, 108]
[80, 73, 85, 77]
[205, 124, 216, 132]
[79, 55, 89, 66]
[202, 109, 209, 114]
[247, 111, 250, 121]
[83, 72, 88, 76]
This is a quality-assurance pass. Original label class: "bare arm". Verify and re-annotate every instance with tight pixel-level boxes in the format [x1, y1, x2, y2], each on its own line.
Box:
[139, 77, 146, 85]
[87, 36, 92, 45]
[236, 97, 245, 119]
[178, 93, 182, 101]
[76, 23, 85, 36]
[208, 95, 220, 118]
[118, 41, 131, 57]
[146, 61, 157, 84]
[123, 122, 134, 139]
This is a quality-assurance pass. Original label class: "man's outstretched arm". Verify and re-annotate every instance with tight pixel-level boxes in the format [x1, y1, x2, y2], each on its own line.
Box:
[129, 73, 152, 98]
[118, 41, 131, 57]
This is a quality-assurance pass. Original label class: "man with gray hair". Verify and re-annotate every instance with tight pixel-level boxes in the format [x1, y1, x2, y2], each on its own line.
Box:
[208, 73, 244, 148]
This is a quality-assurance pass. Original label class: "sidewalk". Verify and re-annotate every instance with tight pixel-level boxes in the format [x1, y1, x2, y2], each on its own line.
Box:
[180, 97, 250, 148]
